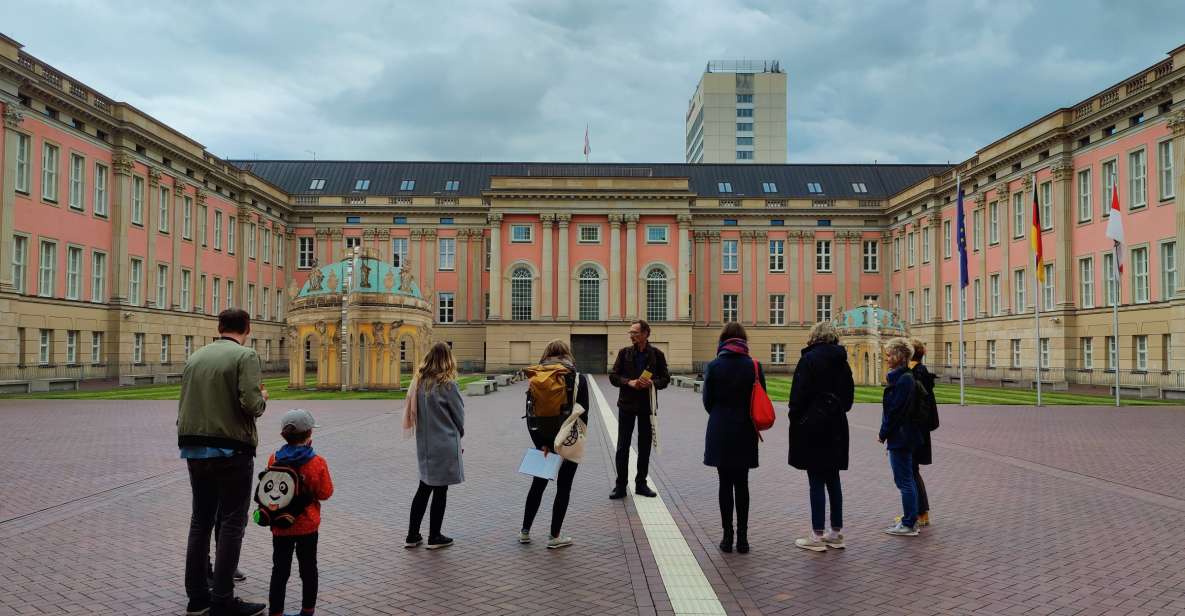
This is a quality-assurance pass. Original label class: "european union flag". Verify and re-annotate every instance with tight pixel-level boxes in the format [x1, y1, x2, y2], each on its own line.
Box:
[956, 188, 969, 289]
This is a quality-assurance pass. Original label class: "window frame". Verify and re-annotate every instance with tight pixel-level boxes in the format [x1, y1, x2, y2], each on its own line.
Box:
[68, 152, 85, 211]
[769, 294, 785, 325]
[510, 224, 533, 243]
[578, 225, 601, 243]
[1160, 240, 1177, 301]
[90, 250, 106, 303]
[863, 240, 879, 272]
[1077, 168, 1092, 223]
[645, 225, 669, 244]
[37, 239, 57, 298]
[815, 294, 833, 322]
[438, 237, 456, 271]
[816, 239, 832, 273]
[722, 239, 739, 272]
[722, 293, 739, 323]
[1132, 245, 1150, 304]
[65, 245, 82, 300]
[1158, 139, 1174, 201]
[93, 163, 108, 217]
[768, 239, 785, 272]
[1128, 147, 1147, 210]
[1079, 256, 1095, 308]
[298, 236, 314, 269]
[438, 292, 455, 324]
[41, 142, 60, 203]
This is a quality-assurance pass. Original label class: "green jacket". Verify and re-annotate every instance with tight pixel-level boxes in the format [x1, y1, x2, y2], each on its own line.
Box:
[177, 338, 267, 454]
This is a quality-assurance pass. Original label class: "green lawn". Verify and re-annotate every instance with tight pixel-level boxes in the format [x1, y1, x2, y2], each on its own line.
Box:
[763, 377, 1177, 406]
[2, 375, 486, 401]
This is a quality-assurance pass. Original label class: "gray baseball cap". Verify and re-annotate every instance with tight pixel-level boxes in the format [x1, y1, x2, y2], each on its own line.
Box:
[280, 408, 320, 432]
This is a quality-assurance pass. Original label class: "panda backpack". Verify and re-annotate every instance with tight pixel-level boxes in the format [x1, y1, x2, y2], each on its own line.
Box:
[253, 464, 312, 529]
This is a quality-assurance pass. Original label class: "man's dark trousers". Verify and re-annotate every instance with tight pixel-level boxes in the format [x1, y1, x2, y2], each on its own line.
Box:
[615, 407, 653, 488]
[185, 454, 254, 605]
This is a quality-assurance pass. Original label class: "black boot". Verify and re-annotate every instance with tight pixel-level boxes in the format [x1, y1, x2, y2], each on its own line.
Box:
[736, 528, 749, 554]
[719, 527, 734, 553]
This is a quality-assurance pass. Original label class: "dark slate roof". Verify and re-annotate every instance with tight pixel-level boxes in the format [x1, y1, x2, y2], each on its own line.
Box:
[229, 160, 950, 200]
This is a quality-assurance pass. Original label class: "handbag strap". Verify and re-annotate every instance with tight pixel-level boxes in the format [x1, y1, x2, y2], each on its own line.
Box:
[749, 356, 760, 383]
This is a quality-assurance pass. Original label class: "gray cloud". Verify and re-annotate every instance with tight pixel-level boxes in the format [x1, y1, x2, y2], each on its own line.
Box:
[3, 0, 1182, 165]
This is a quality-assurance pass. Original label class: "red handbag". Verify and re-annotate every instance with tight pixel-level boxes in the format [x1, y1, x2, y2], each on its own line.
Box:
[749, 357, 776, 433]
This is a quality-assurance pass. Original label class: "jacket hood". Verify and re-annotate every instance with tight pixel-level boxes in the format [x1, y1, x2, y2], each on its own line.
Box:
[802, 341, 848, 363]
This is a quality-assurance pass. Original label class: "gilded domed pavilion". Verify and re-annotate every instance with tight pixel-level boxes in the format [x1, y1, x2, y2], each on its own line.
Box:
[832, 301, 908, 386]
[285, 248, 433, 390]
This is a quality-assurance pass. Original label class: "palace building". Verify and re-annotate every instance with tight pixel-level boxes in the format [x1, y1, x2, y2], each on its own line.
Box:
[1, 33, 1183, 394]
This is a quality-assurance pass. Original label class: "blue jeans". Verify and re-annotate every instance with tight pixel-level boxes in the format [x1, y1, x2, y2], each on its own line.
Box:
[806, 469, 842, 532]
[888, 449, 918, 528]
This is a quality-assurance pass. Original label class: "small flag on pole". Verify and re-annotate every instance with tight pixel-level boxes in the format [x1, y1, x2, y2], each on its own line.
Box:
[583, 124, 591, 159]
[1105, 180, 1125, 275]
[956, 186, 969, 289]
[1031, 175, 1044, 283]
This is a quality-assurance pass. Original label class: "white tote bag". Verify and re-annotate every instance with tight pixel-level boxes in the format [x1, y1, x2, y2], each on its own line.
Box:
[553, 373, 588, 463]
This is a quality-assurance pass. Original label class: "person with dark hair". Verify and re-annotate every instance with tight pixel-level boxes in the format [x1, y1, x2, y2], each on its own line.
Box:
[179, 308, 269, 616]
[519, 340, 590, 549]
[902, 337, 937, 528]
[702, 322, 762, 554]
[880, 337, 923, 537]
[608, 319, 670, 499]
[404, 342, 465, 550]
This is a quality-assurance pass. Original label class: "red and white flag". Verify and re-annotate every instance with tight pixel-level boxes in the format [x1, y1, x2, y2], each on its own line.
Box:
[1105, 180, 1125, 275]
[583, 124, 591, 157]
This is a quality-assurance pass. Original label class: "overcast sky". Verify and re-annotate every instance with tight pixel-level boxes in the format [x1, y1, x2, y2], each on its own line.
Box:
[4, 0, 1183, 165]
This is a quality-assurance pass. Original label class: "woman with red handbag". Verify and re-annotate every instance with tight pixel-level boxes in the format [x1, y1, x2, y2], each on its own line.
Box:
[701, 323, 769, 554]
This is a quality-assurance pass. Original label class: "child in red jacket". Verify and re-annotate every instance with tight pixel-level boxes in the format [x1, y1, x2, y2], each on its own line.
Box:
[268, 409, 333, 616]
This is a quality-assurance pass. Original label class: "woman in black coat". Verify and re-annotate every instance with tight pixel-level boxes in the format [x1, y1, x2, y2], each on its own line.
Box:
[907, 337, 937, 527]
[702, 322, 763, 554]
[787, 321, 855, 552]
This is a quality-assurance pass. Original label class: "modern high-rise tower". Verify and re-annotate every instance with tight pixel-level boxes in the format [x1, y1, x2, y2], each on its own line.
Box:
[685, 60, 787, 164]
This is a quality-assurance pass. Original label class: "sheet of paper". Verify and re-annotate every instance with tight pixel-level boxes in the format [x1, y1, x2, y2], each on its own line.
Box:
[518, 448, 563, 481]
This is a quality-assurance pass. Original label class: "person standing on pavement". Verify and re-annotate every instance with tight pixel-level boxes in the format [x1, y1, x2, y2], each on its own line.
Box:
[404, 342, 465, 550]
[178, 309, 268, 616]
[787, 321, 854, 552]
[519, 340, 590, 549]
[701, 323, 762, 554]
[880, 337, 923, 537]
[608, 319, 670, 499]
[905, 337, 937, 528]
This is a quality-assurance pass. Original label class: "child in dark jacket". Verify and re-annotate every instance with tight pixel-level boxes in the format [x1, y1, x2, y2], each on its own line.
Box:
[268, 409, 334, 616]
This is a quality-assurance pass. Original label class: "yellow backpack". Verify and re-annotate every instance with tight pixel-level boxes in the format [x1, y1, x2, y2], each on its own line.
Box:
[524, 363, 574, 418]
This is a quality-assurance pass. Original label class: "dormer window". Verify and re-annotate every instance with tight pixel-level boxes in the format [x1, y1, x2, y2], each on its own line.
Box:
[354, 179, 370, 191]
[400, 179, 415, 191]
[851, 182, 868, 193]
[717, 181, 733, 193]
[807, 182, 823, 194]
[444, 180, 460, 191]
[309, 179, 326, 190]
[761, 182, 777, 193]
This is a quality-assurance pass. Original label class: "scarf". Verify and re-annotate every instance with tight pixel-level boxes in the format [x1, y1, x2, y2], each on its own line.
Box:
[717, 337, 750, 356]
[401, 375, 420, 440]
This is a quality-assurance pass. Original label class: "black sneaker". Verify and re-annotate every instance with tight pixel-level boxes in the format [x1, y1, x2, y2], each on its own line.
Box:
[609, 485, 627, 500]
[184, 600, 210, 616]
[426, 535, 454, 550]
[405, 533, 424, 548]
[210, 597, 265, 616]
[635, 483, 657, 498]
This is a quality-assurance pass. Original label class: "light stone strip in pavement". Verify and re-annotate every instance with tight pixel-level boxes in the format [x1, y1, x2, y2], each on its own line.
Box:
[587, 377, 727, 616]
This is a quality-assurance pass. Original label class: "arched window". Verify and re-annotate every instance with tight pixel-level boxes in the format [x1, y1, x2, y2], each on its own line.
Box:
[511, 267, 533, 321]
[578, 267, 601, 321]
[646, 268, 667, 322]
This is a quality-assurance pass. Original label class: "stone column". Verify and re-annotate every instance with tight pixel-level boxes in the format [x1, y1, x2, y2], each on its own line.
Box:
[171, 181, 184, 309]
[487, 214, 503, 320]
[408, 228, 422, 286]
[236, 206, 251, 307]
[677, 214, 692, 321]
[851, 231, 862, 308]
[456, 229, 469, 323]
[557, 214, 571, 320]
[835, 232, 847, 313]
[1168, 111, 1185, 298]
[423, 228, 437, 300]
[146, 170, 161, 301]
[789, 231, 803, 323]
[1051, 159, 1075, 308]
[255, 221, 265, 317]
[974, 193, 988, 317]
[708, 231, 721, 324]
[739, 231, 752, 324]
[693, 230, 708, 323]
[804, 232, 816, 324]
[471, 231, 483, 321]
[315, 227, 330, 265]
[193, 190, 206, 313]
[996, 182, 1012, 314]
[756, 230, 768, 325]
[914, 220, 924, 319]
[930, 220, 942, 320]
[108, 151, 135, 303]
[608, 214, 623, 320]
[540, 214, 554, 319]
[880, 231, 892, 307]
[624, 214, 639, 319]
[0, 108, 24, 292]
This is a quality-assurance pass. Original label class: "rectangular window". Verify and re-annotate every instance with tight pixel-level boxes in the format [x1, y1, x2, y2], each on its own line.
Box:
[1102, 160, 1117, 218]
[1103, 252, 1117, 307]
[771, 343, 786, 365]
[944, 284, 952, 321]
[736, 151, 754, 160]
[212, 277, 221, 312]
[309, 179, 326, 190]
[198, 206, 207, 246]
[1081, 337, 1093, 369]
[41, 143, 59, 202]
[133, 333, 144, 364]
[1040, 338, 1050, 369]
[247, 284, 255, 316]
[1013, 269, 1026, 312]
[578, 225, 600, 243]
[1011, 339, 1022, 368]
[184, 336, 194, 359]
[1042, 264, 1054, 309]
[1129, 149, 1147, 209]
[438, 292, 455, 323]
[943, 220, 952, 258]
[69, 153, 84, 210]
[1079, 257, 1095, 308]
[717, 182, 733, 192]
[39, 329, 52, 365]
[392, 238, 409, 268]
[768, 240, 785, 272]
[261, 288, 269, 320]
[38, 240, 56, 297]
[922, 229, 931, 263]
[990, 274, 1001, 315]
[158, 188, 170, 232]
[65, 246, 82, 300]
[816, 294, 833, 322]
[277, 289, 284, 319]
[894, 293, 901, 315]
[973, 209, 983, 250]
[182, 196, 192, 239]
[91, 251, 105, 303]
[723, 239, 738, 272]
[226, 281, 234, 309]
[974, 278, 983, 316]
[399, 179, 414, 191]
[93, 163, 108, 216]
[923, 287, 931, 321]
[1077, 169, 1092, 223]
[945, 342, 953, 366]
[129, 258, 142, 305]
[198, 274, 206, 312]
[66, 330, 77, 365]
[484, 237, 491, 270]
[988, 202, 999, 244]
[122, 178, 142, 230]
[906, 232, 916, 266]
[1106, 336, 1117, 371]
[807, 182, 823, 193]
[1135, 335, 1148, 371]
[735, 123, 752, 132]
[298, 237, 314, 268]
[511, 224, 533, 243]
[908, 290, 916, 323]
[1040, 182, 1052, 230]
[863, 240, 879, 272]
[1132, 246, 1149, 303]
[227, 216, 236, 254]
[1163, 334, 1171, 372]
[987, 340, 997, 368]
[213, 211, 223, 249]
[736, 108, 753, 117]
[1161, 241, 1177, 301]
[852, 182, 868, 193]
[722, 294, 738, 322]
[1159, 140, 1175, 200]
[248, 223, 257, 258]
[156, 265, 169, 309]
[737, 94, 753, 103]
[355, 179, 371, 191]
[816, 240, 832, 272]
[180, 270, 191, 312]
[161, 334, 170, 364]
[762, 182, 778, 193]
[893, 237, 902, 270]
[646, 226, 669, 243]
[15, 134, 30, 193]
[439, 237, 456, 271]
[769, 294, 785, 325]
[276, 233, 283, 265]
[261, 229, 270, 263]
[91, 332, 103, 364]
[12, 235, 27, 294]
[1012, 193, 1024, 239]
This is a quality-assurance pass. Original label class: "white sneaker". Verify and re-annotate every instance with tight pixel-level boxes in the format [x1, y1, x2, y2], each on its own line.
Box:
[547, 535, 573, 549]
[518, 530, 531, 544]
[794, 535, 827, 552]
[822, 531, 845, 549]
[883, 522, 919, 536]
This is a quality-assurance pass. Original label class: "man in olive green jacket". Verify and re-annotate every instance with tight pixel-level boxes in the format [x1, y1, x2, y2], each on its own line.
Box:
[178, 309, 268, 616]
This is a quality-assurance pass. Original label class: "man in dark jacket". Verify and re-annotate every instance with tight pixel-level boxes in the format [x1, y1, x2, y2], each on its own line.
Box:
[608, 320, 670, 499]
[178, 309, 268, 616]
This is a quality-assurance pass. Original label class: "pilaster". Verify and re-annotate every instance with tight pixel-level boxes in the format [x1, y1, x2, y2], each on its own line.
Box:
[708, 231, 721, 324]
[790, 231, 804, 323]
[557, 214, 571, 320]
[487, 213, 503, 320]
[693, 229, 708, 323]
[624, 213, 638, 319]
[1052, 159, 1075, 308]
[755, 230, 768, 325]
[974, 192, 988, 317]
[740, 230, 754, 324]
[108, 151, 135, 304]
[540, 214, 554, 319]
[804, 231, 816, 323]
[996, 182, 1012, 314]
[171, 181, 184, 309]
[146, 169, 161, 303]
[456, 229, 469, 323]
[608, 214, 623, 320]
[0, 107, 24, 292]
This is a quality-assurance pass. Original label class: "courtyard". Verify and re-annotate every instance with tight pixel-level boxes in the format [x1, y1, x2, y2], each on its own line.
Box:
[2, 379, 1185, 615]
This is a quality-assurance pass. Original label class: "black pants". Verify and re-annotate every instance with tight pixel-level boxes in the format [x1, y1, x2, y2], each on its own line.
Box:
[716, 467, 750, 533]
[269, 532, 318, 614]
[522, 459, 578, 538]
[185, 454, 254, 604]
[913, 463, 929, 514]
[409, 481, 448, 538]
[806, 469, 843, 532]
[615, 409, 653, 487]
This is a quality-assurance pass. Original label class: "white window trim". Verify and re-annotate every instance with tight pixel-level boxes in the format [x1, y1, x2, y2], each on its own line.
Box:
[577, 225, 601, 243]
[645, 225, 669, 244]
[510, 224, 534, 243]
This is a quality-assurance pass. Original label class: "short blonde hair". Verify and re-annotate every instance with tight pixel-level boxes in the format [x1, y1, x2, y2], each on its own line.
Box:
[808, 321, 839, 346]
[885, 337, 914, 366]
[417, 341, 458, 387]
[909, 337, 926, 361]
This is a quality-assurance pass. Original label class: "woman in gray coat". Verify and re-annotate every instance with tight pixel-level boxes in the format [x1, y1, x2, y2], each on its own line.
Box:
[403, 342, 465, 549]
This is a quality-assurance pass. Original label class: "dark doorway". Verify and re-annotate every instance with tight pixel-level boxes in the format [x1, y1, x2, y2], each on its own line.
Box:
[571, 335, 609, 374]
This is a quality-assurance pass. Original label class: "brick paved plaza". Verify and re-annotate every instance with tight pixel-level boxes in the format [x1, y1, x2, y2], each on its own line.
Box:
[3, 380, 1185, 616]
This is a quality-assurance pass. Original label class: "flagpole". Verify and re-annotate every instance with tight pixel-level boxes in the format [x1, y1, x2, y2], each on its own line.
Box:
[1032, 174, 1042, 408]
[956, 173, 966, 406]
[1113, 243, 1121, 407]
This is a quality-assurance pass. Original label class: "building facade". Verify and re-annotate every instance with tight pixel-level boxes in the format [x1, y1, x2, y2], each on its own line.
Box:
[1, 34, 1184, 393]
[685, 61, 787, 164]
